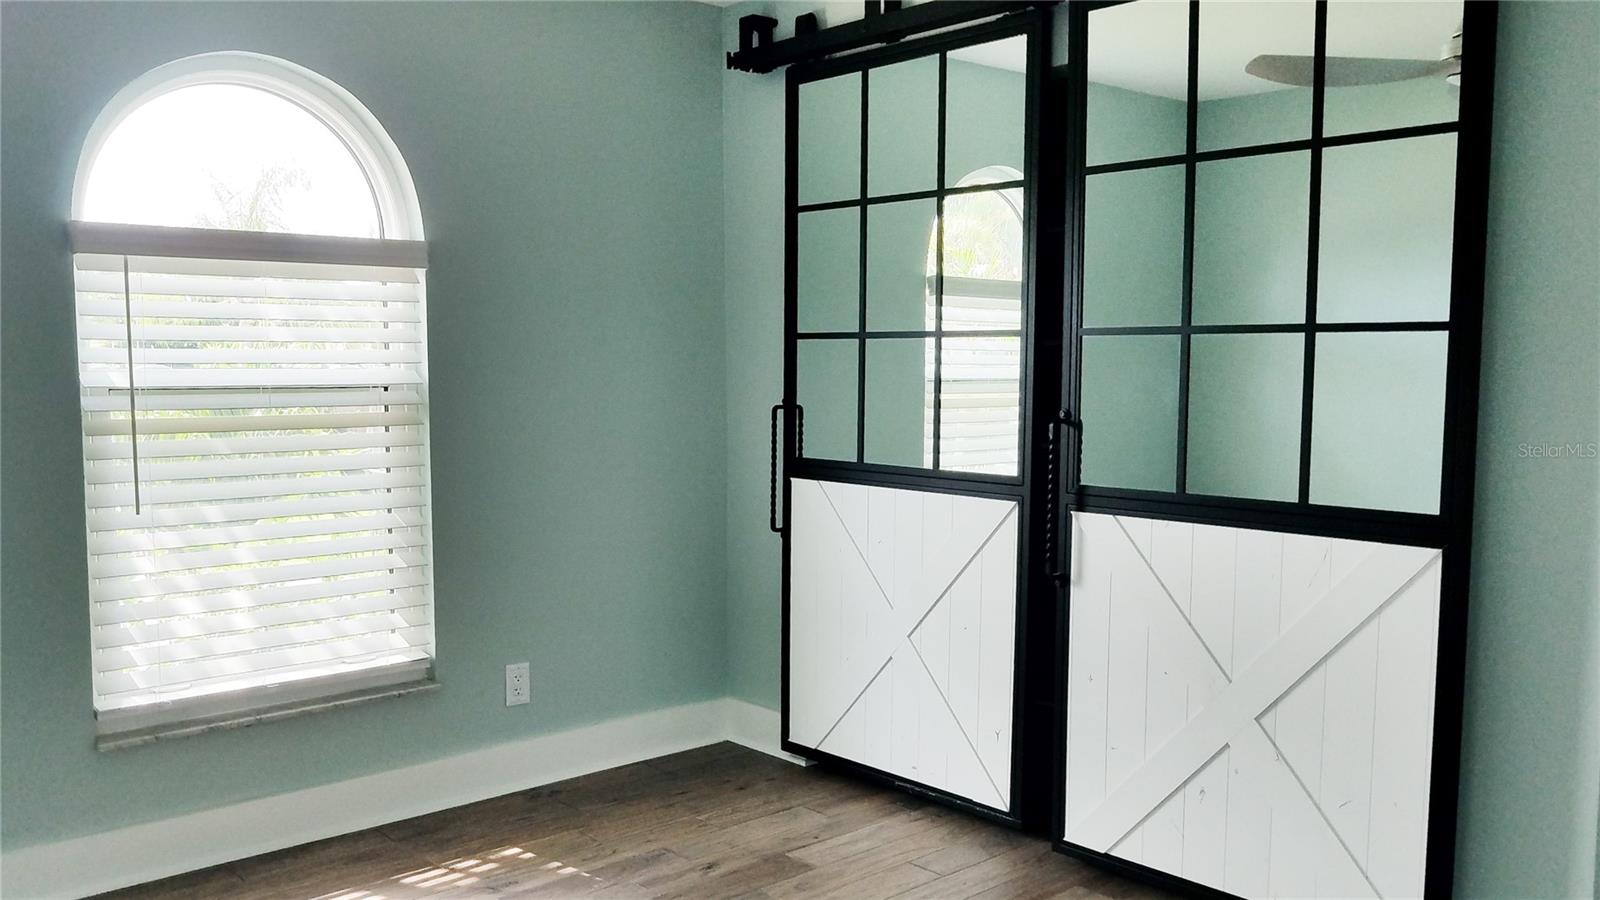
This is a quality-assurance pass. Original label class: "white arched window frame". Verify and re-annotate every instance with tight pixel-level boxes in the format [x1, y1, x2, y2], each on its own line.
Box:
[924, 166, 1025, 475]
[70, 52, 435, 744]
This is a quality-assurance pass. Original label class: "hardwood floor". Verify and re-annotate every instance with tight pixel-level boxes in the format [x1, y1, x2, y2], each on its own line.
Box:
[99, 743, 1178, 900]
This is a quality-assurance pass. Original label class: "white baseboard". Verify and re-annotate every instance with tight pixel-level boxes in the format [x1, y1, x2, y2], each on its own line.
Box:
[722, 696, 812, 765]
[0, 697, 805, 900]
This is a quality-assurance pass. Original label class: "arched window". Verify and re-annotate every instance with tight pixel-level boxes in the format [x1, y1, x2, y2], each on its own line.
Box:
[924, 167, 1025, 474]
[70, 53, 434, 742]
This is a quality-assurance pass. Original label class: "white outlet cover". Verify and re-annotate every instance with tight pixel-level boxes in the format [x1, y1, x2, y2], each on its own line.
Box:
[505, 662, 530, 707]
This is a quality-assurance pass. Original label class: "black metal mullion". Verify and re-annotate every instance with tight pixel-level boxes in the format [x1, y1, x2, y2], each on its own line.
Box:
[932, 51, 948, 471]
[1077, 320, 1449, 337]
[1175, 0, 1199, 494]
[857, 69, 870, 464]
[1297, 1, 1328, 504]
[1082, 119, 1459, 176]
[797, 178, 1026, 213]
[800, 329, 1022, 340]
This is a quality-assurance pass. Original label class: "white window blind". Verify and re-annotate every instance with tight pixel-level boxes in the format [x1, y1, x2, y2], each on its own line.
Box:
[936, 275, 1023, 475]
[923, 176, 1025, 476]
[71, 222, 435, 732]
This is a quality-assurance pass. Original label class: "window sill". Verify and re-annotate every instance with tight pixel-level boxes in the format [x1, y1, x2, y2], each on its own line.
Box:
[95, 678, 439, 752]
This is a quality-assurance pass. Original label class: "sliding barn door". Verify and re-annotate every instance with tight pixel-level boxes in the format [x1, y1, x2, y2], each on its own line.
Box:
[1055, 1, 1495, 897]
[1063, 513, 1441, 897]
[778, 12, 1053, 822]
[789, 480, 1019, 810]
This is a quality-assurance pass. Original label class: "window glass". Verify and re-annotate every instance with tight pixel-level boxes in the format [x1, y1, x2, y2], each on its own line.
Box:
[797, 338, 859, 462]
[798, 74, 862, 205]
[1187, 333, 1304, 500]
[1083, 166, 1185, 327]
[1079, 335, 1180, 491]
[74, 58, 432, 728]
[798, 207, 861, 332]
[868, 56, 938, 197]
[1311, 331, 1447, 513]
[1085, 0, 1188, 166]
[83, 84, 379, 237]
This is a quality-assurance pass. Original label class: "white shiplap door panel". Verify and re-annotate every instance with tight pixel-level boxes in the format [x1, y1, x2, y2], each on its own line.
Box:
[1063, 512, 1442, 900]
[789, 478, 1018, 811]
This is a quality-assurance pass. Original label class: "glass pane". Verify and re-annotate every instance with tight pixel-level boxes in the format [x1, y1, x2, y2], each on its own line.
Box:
[1193, 151, 1309, 324]
[797, 208, 860, 332]
[941, 186, 1024, 331]
[868, 55, 938, 197]
[864, 338, 933, 469]
[1085, 0, 1188, 167]
[798, 73, 861, 205]
[796, 338, 859, 461]
[1079, 335, 1180, 491]
[82, 84, 379, 237]
[1083, 166, 1184, 327]
[1325, 0, 1463, 136]
[866, 199, 936, 331]
[946, 36, 1028, 183]
[1310, 331, 1447, 513]
[940, 336, 1021, 476]
[1197, 0, 1314, 151]
[1318, 135, 1457, 323]
[1187, 333, 1305, 501]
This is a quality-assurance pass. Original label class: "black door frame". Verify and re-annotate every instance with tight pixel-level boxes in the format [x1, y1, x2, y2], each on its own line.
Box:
[777, 8, 1063, 830]
[1049, 2, 1499, 898]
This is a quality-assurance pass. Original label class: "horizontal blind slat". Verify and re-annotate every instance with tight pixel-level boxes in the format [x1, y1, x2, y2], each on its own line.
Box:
[94, 638, 431, 699]
[90, 509, 425, 555]
[91, 548, 428, 603]
[96, 612, 431, 672]
[80, 367, 425, 390]
[91, 528, 428, 578]
[92, 570, 431, 625]
[85, 468, 425, 508]
[78, 296, 420, 324]
[77, 346, 422, 365]
[78, 321, 423, 343]
[84, 427, 425, 461]
[87, 446, 426, 485]
[82, 408, 422, 437]
[96, 590, 429, 648]
[80, 389, 424, 413]
[88, 488, 427, 531]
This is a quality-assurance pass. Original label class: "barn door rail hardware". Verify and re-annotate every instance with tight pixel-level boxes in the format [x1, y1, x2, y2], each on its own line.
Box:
[726, 1, 1055, 74]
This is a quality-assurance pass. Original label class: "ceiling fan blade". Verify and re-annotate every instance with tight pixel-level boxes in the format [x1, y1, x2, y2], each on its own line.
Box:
[1246, 54, 1454, 88]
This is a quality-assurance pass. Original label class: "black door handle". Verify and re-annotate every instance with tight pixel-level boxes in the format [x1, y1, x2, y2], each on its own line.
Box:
[1045, 409, 1074, 581]
[769, 403, 803, 534]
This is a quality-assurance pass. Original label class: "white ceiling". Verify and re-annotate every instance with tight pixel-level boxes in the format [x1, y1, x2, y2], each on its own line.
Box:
[1089, 0, 1463, 100]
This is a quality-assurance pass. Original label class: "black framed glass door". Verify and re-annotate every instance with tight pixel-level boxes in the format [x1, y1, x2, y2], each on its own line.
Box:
[1053, 2, 1496, 898]
[777, 9, 1059, 827]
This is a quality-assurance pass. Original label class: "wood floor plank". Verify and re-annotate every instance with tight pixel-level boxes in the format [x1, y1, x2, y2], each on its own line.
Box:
[96, 742, 1178, 900]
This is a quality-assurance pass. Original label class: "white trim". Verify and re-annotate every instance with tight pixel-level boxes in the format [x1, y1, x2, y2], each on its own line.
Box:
[96, 659, 434, 744]
[722, 697, 813, 766]
[68, 221, 428, 270]
[0, 698, 805, 900]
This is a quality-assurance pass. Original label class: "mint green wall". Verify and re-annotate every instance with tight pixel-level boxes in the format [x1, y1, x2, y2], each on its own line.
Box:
[1457, 3, 1600, 897]
[721, 1, 799, 713]
[1, 0, 727, 850]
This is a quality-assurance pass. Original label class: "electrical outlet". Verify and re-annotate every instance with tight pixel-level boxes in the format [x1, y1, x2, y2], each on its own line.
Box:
[505, 662, 530, 707]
